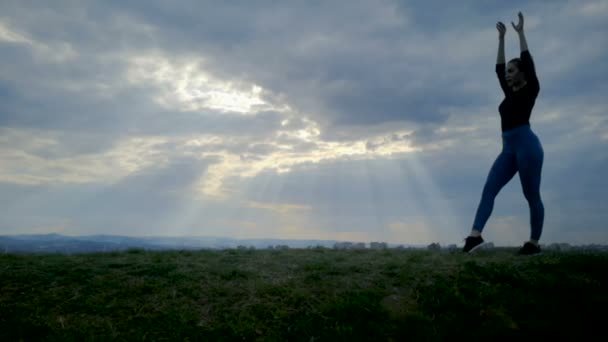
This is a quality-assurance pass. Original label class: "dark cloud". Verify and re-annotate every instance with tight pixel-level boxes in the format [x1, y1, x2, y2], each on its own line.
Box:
[2, 0, 606, 141]
[30, 1, 477, 133]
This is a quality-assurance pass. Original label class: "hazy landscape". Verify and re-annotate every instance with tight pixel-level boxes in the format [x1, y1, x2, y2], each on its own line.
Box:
[2, 1, 608, 340]
[0, 234, 405, 254]
[2, 234, 607, 255]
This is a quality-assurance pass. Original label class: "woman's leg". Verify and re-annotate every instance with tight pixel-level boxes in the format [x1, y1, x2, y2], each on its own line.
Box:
[517, 132, 545, 241]
[472, 151, 518, 233]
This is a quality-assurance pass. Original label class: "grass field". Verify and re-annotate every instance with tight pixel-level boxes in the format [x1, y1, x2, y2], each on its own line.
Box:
[1, 247, 606, 341]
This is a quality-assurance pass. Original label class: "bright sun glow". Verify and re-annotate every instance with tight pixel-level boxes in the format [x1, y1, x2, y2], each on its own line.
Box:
[126, 54, 270, 114]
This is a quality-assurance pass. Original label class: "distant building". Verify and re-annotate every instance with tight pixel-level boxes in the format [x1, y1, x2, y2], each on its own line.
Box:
[333, 242, 352, 249]
[333, 242, 366, 249]
[370, 242, 388, 250]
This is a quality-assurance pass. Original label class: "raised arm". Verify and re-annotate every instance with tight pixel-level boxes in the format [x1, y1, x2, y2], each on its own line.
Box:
[497, 22, 506, 65]
[495, 21, 510, 95]
[512, 12, 539, 92]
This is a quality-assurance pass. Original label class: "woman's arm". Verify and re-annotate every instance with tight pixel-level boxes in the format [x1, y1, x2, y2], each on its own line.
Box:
[497, 22, 506, 65]
[517, 30, 529, 52]
[495, 22, 510, 95]
[512, 12, 539, 92]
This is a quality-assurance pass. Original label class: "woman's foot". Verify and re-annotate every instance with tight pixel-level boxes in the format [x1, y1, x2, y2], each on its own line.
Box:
[518, 242, 542, 255]
[463, 236, 485, 253]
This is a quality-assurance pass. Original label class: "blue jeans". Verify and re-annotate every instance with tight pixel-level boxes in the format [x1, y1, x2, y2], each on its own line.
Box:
[473, 124, 545, 240]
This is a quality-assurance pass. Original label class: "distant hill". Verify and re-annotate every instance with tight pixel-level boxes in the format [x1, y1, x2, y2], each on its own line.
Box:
[0, 234, 394, 254]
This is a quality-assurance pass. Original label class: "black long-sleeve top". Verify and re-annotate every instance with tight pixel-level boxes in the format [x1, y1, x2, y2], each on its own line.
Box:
[495, 50, 540, 132]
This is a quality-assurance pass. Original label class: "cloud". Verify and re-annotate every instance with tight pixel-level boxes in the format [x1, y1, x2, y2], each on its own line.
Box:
[0, 154, 215, 234]
[1, 1, 607, 244]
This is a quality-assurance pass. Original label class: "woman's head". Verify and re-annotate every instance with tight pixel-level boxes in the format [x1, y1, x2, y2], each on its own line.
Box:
[506, 58, 526, 89]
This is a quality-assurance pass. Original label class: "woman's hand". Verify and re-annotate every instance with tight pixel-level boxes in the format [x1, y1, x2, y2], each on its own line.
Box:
[511, 11, 524, 33]
[496, 21, 506, 38]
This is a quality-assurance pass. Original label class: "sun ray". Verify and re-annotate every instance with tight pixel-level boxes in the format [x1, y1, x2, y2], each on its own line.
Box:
[397, 152, 461, 244]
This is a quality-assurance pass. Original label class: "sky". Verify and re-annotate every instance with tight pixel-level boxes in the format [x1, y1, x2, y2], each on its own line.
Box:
[1, 0, 607, 246]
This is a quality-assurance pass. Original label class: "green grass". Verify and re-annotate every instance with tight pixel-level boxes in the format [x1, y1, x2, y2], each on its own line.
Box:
[1, 248, 606, 341]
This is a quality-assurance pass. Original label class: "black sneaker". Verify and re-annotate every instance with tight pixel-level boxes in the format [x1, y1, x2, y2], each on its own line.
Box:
[463, 236, 484, 253]
[518, 242, 542, 256]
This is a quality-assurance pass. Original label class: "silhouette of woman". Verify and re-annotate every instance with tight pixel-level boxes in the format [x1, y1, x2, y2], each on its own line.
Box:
[463, 12, 545, 255]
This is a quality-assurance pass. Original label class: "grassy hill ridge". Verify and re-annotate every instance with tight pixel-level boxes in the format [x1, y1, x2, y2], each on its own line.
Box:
[1, 248, 606, 341]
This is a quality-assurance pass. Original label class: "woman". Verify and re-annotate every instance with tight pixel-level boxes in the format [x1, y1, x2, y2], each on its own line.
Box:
[463, 12, 545, 255]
